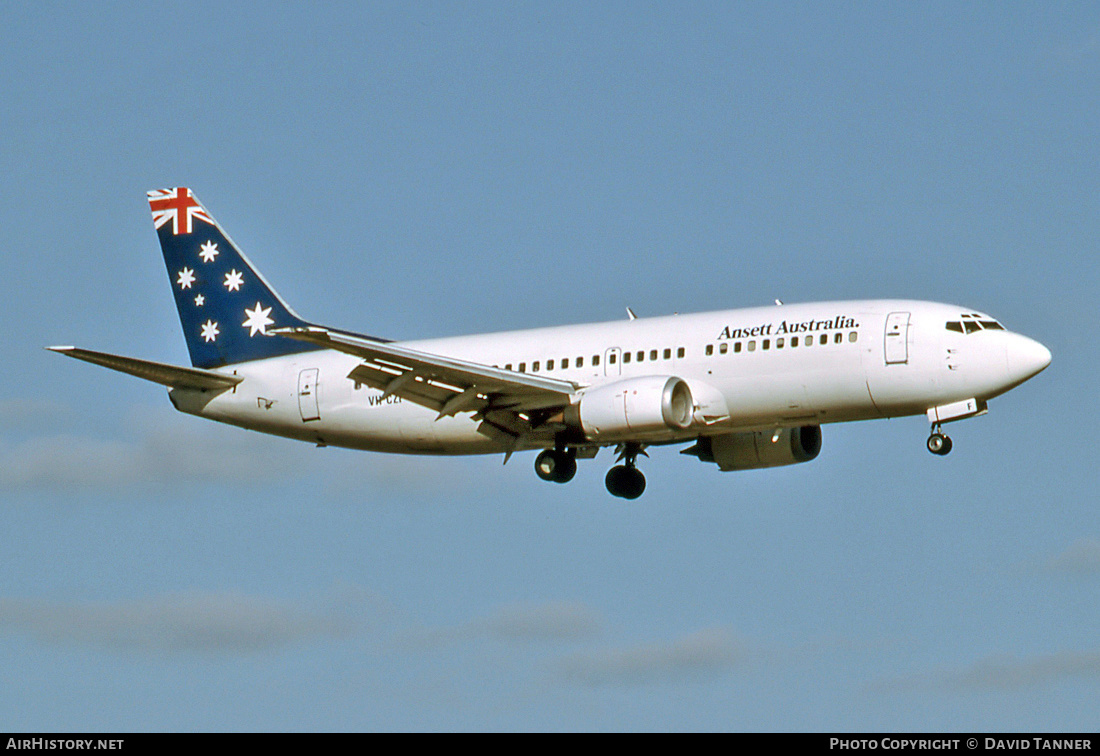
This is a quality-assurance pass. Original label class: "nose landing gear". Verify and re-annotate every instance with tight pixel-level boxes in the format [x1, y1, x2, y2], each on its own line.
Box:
[605, 443, 647, 499]
[927, 425, 953, 456]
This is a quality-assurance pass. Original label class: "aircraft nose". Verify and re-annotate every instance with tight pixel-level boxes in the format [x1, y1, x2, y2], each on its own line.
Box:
[1004, 333, 1051, 384]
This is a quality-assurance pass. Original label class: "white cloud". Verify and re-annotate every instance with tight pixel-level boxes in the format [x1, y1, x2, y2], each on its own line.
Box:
[954, 651, 1100, 691]
[0, 402, 503, 499]
[0, 421, 304, 492]
[0, 434, 143, 489]
[1046, 537, 1100, 575]
[875, 649, 1100, 693]
[394, 601, 605, 651]
[0, 398, 72, 430]
[556, 627, 746, 686]
[0, 592, 358, 653]
[474, 601, 604, 642]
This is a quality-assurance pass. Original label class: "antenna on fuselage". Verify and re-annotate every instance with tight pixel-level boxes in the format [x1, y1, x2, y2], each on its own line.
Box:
[626, 307, 637, 320]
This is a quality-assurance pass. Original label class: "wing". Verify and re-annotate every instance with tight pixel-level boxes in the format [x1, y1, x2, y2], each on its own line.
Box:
[47, 346, 243, 391]
[271, 326, 578, 447]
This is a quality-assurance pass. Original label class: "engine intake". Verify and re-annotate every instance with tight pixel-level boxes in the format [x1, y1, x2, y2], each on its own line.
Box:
[683, 425, 822, 471]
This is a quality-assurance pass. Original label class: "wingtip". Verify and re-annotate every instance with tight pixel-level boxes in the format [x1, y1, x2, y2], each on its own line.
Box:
[46, 345, 75, 352]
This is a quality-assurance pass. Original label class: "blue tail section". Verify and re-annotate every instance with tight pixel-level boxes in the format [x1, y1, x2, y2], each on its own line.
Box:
[149, 188, 325, 369]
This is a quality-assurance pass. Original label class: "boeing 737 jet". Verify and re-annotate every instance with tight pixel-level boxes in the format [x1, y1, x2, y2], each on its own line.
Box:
[51, 188, 1051, 498]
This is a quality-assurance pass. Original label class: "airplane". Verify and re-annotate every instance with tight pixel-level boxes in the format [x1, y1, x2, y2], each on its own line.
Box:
[49, 187, 1052, 499]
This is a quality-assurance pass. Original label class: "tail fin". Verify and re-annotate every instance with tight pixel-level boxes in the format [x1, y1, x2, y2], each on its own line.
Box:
[149, 188, 324, 368]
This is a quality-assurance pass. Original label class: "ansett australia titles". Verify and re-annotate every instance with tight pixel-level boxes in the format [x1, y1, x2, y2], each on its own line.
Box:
[717, 315, 859, 341]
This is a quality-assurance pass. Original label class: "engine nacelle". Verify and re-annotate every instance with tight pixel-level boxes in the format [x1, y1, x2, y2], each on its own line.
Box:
[683, 425, 822, 471]
[569, 376, 694, 440]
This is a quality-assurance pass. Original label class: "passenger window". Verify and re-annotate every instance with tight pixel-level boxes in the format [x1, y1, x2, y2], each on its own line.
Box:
[819, 334, 827, 345]
[623, 352, 632, 363]
[663, 348, 671, 359]
[650, 349, 658, 361]
[576, 357, 583, 367]
[562, 358, 569, 369]
[748, 341, 756, 351]
[762, 339, 770, 350]
[519, 363, 526, 372]
[706, 344, 714, 356]
[849, 331, 858, 342]
[505, 364, 512, 371]
[791, 336, 799, 347]
[734, 342, 742, 353]
[607, 354, 614, 365]
[637, 351, 645, 362]
[532, 361, 540, 371]
[547, 359, 554, 370]
[677, 347, 685, 358]
[834, 332, 842, 344]
[593, 355, 600, 366]
[776, 337, 784, 348]
[719, 343, 728, 354]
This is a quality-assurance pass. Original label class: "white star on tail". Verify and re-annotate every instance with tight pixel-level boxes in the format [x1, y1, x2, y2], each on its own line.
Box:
[199, 240, 219, 263]
[194, 294, 205, 307]
[224, 269, 244, 292]
[242, 302, 274, 336]
[200, 320, 220, 343]
[177, 267, 195, 289]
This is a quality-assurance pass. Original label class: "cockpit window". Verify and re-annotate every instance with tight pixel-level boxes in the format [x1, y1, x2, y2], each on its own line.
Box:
[947, 318, 1005, 334]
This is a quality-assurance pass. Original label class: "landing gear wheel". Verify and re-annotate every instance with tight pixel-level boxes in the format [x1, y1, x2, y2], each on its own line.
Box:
[535, 449, 577, 483]
[605, 465, 646, 499]
[926, 432, 953, 456]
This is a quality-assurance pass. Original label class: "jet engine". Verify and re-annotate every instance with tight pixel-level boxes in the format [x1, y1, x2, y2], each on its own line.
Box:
[567, 376, 694, 440]
[682, 425, 822, 471]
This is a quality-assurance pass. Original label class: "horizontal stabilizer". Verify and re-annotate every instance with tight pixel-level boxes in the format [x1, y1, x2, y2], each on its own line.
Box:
[47, 346, 243, 391]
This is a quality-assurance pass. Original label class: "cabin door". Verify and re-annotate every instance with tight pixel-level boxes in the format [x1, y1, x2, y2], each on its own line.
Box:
[884, 312, 910, 365]
[298, 368, 320, 422]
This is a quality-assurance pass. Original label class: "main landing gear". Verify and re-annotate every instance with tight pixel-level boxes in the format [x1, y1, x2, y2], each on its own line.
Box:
[605, 443, 647, 500]
[534, 448, 577, 483]
[533, 443, 649, 499]
[926, 424, 953, 456]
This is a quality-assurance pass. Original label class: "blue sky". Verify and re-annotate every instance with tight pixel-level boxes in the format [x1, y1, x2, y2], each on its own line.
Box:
[1, 2, 1097, 731]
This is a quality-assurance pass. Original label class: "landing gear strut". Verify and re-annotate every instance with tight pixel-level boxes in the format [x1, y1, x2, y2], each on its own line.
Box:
[534, 448, 577, 483]
[926, 424, 953, 456]
[605, 443, 647, 499]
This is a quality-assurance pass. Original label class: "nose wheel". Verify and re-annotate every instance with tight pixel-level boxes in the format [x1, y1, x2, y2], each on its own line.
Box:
[927, 425, 953, 456]
[605, 443, 647, 499]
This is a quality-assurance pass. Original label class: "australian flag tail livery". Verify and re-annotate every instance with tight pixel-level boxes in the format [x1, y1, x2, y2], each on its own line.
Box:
[149, 187, 322, 369]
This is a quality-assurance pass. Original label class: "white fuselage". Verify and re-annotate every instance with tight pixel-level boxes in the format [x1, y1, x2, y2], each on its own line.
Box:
[168, 299, 1049, 455]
